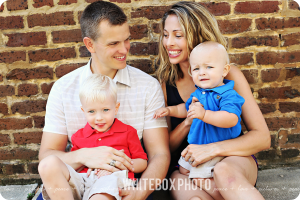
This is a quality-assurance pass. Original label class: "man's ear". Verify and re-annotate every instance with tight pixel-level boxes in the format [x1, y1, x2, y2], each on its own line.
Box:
[115, 102, 120, 115]
[83, 37, 95, 54]
[223, 64, 231, 77]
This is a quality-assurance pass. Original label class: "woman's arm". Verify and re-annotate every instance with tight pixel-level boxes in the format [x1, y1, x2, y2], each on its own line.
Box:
[161, 83, 193, 152]
[182, 65, 270, 166]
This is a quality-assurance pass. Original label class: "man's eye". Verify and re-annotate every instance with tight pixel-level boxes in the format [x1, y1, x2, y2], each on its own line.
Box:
[88, 110, 94, 113]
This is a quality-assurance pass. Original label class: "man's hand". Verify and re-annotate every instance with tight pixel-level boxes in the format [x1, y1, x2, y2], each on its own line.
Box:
[187, 97, 205, 120]
[119, 187, 140, 200]
[153, 107, 170, 119]
[81, 147, 134, 172]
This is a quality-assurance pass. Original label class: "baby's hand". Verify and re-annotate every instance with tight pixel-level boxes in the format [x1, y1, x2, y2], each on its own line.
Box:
[153, 107, 170, 119]
[95, 169, 112, 178]
[187, 97, 205, 120]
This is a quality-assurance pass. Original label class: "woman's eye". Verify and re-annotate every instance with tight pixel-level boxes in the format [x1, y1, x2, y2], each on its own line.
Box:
[176, 35, 182, 38]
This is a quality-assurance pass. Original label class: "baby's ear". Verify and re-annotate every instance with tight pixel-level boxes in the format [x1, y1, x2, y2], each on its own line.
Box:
[223, 64, 231, 77]
[81, 107, 84, 112]
[115, 102, 120, 115]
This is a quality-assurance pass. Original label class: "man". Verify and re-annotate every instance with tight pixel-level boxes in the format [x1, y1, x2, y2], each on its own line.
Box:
[38, 1, 170, 199]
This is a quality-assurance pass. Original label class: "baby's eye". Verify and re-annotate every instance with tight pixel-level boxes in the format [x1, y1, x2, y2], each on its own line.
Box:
[193, 67, 199, 71]
[103, 109, 109, 112]
[207, 66, 213, 69]
[88, 110, 94, 113]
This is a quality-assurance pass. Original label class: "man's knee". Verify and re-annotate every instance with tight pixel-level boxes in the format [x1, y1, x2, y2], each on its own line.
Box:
[38, 155, 62, 176]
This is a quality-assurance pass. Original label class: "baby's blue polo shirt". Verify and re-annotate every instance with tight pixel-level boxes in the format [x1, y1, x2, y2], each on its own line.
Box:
[185, 79, 245, 145]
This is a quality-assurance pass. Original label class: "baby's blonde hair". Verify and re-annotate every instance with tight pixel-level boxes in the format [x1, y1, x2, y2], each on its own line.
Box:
[79, 74, 117, 104]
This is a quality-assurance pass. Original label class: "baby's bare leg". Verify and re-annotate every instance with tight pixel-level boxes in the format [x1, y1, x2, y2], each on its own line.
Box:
[38, 155, 73, 200]
[179, 166, 190, 176]
[89, 193, 116, 200]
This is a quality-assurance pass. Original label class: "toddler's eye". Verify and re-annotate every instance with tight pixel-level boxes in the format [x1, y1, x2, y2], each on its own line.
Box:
[207, 66, 213, 69]
[88, 110, 94, 113]
[193, 67, 199, 71]
[103, 109, 109, 112]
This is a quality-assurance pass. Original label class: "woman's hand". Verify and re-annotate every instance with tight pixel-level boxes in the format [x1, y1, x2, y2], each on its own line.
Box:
[181, 143, 219, 167]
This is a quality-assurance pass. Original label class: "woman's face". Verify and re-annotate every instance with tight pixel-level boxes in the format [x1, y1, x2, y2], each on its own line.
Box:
[163, 15, 188, 65]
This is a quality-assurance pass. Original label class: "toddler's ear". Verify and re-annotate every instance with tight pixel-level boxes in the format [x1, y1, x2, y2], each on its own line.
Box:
[115, 102, 120, 115]
[222, 64, 231, 77]
[81, 107, 84, 112]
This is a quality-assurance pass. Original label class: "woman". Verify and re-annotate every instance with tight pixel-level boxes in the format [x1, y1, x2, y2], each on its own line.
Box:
[156, 2, 270, 200]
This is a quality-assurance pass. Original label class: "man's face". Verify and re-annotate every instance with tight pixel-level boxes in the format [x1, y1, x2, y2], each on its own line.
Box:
[90, 20, 131, 78]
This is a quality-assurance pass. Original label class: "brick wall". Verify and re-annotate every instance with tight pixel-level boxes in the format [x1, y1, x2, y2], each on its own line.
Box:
[0, 0, 299, 183]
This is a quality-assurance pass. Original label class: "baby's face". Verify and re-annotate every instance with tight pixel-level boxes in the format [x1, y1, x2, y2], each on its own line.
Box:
[190, 46, 228, 89]
[81, 94, 119, 133]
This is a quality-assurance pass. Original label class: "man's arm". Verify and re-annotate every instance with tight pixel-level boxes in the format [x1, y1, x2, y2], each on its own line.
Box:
[39, 132, 133, 172]
[119, 127, 170, 200]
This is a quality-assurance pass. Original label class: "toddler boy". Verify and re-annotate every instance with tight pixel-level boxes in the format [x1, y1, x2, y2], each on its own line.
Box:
[39, 74, 147, 200]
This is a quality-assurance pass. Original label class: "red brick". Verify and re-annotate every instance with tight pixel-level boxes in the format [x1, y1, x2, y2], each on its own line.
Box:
[0, 3, 4, 12]
[288, 134, 300, 143]
[28, 12, 75, 28]
[56, 63, 85, 78]
[29, 47, 76, 62]
[289, 1, 300, 10]
[270, 134, 276, 148]
[281, 32, 300, 47]
[256, 17, 300, 30]
[0, 148, 38, 160]
[131, 6, 170, 20]
[127, 59, 153, 74]
[18, 84, 38, 97]
[33, 0, 53, 8]
[0, 85, 15, 97]
[229, 53, 254, 65]
[241, 69, 258, 84]
[130, 42, 158, 56]
[52, 29, 82, 43]
[130, 25, 148, 40]
[6, 0, 28, 11]
[200, 2, 230, 16]
[78, 11, 83, 22]
[152, 23, 160, 34]
[5, 164, 25, 175]
[232, 36, 279, 48]
[109, 0, 130, 3]
[58, 0, 76, 5]
[0, 134, 11, 147]
[258, 86, 300, 99]
[0, 74, 2, 82]
[5, 32, 46, 47]
[0, 16, 24, 30]
[256, 51, 300, 65]
[13, 132, 42, 145]
[265, 117, 296, 131]
[279, 102, 300, 113]
[258, 103, 276, 114]
[85, 0, 98, 2]
[0, 51, 26, 64]
[41, 82, 54, 94]
[0, 118, 32, 130]
[11, 100, 47, 114]
[281, 148, 299, 158]
[7, 66, 53, 80]
[28, 163, 39, 174]
[33, 116, 44, 128]
[79, 46, 91, 57]
[235, 1, 279, 14]
[286, 68, 300, 79]
[0, 103, 8, 115]
[256, 149, 276, 160]
[261, 69, 281, 82]
[218, 19, 252, 34]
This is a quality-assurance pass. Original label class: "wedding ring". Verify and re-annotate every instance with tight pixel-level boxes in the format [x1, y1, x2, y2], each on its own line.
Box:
[189, 159, 194, 164]
[109, 160, 116, 167]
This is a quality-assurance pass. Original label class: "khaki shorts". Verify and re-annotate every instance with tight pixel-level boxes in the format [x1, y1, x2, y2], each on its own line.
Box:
[178, 156, 224, 179]
[42, 163, 134, 200]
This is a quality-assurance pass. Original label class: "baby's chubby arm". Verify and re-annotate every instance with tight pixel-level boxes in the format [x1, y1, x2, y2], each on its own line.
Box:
[187, 97, 238, 128]
[153, 103, 187, 119]
[132, 158, 147, 173]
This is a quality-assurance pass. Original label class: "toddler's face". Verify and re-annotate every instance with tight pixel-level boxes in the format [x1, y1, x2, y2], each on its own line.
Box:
[81, 95, 119, 133]
[190, 46, 228, 89]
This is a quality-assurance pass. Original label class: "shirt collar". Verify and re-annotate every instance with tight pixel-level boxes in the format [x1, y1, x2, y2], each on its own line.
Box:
[82, 118, 127, 138]
[80, 59, 131, 87]
[195, 79, 234, 94]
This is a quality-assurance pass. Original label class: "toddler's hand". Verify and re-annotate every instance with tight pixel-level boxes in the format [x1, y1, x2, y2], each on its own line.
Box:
[187, 97, 205, 120]
[153, 107, 170, 119]
[95, 169, 112, 178]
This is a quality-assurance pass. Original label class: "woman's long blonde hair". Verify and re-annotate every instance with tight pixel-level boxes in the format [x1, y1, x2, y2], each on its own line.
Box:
[156, 1, 227, 86]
